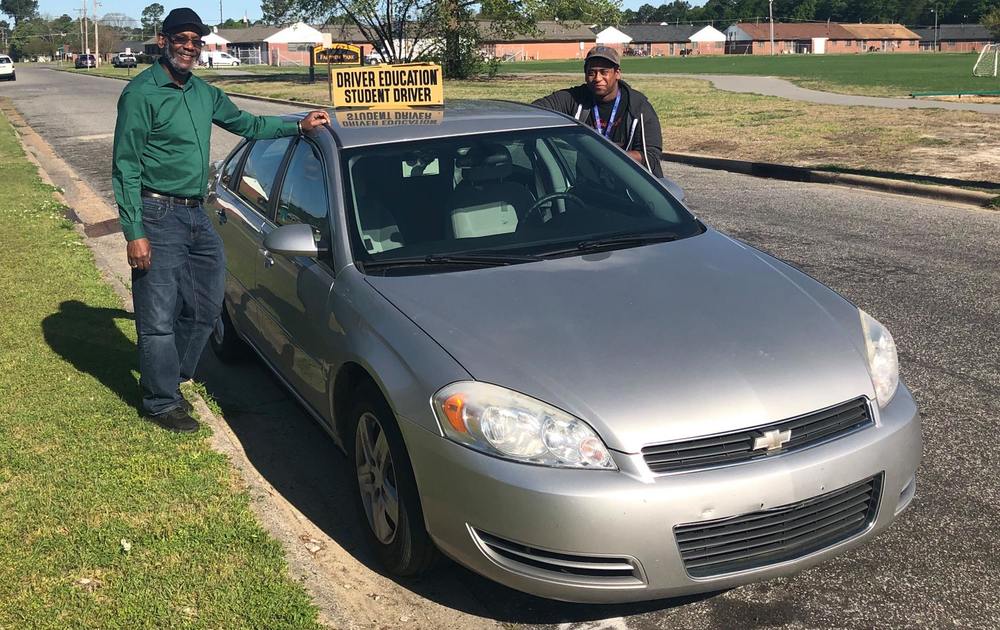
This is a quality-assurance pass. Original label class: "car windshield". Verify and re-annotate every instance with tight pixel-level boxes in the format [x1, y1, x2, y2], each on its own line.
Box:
[341, 127, 702, 270]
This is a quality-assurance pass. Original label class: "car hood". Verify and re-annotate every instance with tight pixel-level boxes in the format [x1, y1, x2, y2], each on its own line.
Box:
[365, 229, 875, 453]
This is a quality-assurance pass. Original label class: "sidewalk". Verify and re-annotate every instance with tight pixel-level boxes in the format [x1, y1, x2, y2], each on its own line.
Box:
[666, 74, 1000, 114]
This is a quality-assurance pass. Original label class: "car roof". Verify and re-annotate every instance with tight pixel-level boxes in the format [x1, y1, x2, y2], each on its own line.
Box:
[297, 99, 577, 149]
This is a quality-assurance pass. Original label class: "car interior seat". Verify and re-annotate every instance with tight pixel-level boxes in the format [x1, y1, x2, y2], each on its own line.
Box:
[449, 144, 535, 240]
[351, 156, 404, 253]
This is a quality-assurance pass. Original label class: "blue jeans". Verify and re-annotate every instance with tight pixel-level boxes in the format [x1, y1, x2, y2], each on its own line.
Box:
[132, 196, 225, 416]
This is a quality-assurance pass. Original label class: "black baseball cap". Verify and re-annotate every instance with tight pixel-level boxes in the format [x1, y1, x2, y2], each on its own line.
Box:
[161, 8, 210, 36]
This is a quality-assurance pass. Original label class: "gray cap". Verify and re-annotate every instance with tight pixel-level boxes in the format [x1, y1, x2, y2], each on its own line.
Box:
[585, 45, 620, 67]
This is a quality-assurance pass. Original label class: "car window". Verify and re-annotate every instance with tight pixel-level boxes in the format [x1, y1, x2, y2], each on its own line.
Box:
[0, 57, 11, 63]
[221, 142, 249, 189]
[275, 140, 331, 248]
[237, 137, 294, 215]
[342, 127, 698, 268]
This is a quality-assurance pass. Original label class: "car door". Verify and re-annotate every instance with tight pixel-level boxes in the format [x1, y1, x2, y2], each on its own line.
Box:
[256, 138, 337, 414]
[210, 136, 296, 348]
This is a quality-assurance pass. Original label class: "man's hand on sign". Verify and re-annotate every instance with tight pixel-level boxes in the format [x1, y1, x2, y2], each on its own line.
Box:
[127, 237, 152, 271]
[299, 110, 331, 132]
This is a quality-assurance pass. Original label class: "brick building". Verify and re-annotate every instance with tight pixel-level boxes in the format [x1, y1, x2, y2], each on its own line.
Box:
[725, 22, 919, 55]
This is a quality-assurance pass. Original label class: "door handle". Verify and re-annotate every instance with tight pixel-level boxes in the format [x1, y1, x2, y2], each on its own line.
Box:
[215, 208, 226, 224]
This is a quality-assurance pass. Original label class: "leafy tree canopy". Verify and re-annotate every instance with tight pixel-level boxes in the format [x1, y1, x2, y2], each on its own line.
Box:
[0, 0, 38, 26]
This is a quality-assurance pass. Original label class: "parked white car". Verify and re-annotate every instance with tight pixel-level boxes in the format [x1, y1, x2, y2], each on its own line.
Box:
[199, 50, 240, 67]
[0, 55, 15, 81]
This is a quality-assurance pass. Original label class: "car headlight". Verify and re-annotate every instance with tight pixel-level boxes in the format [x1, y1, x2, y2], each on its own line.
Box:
[859, 309, 899, 408]
[432, 382, 616, 470]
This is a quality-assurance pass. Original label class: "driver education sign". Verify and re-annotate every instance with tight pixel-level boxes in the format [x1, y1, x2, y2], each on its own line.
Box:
[331, 63, 443, 108]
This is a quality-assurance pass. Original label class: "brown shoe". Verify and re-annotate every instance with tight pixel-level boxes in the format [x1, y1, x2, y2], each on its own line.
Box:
[145, 407, 199, 433]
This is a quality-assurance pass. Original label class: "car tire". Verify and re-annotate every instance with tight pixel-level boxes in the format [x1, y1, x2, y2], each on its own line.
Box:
[210, 302, 249, 363]
[349, 383, 437, 577]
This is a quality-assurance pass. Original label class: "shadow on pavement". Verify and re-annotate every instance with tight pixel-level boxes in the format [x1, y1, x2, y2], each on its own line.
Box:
[43, 300, 715, 624]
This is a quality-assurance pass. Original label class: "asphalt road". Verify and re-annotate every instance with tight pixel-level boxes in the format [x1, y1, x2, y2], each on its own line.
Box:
[6, 65, 1000, 629]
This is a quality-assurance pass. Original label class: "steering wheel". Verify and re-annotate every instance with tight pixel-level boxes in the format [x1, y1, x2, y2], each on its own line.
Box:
[522, 191, 585, 224]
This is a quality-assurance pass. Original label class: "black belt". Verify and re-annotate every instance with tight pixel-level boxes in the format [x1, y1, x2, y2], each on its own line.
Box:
[141, 190, 202, 207]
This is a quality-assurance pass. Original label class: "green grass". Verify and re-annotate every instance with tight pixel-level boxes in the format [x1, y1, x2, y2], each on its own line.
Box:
[0, 111, 319, 628]
[503, 53, 1000, 97]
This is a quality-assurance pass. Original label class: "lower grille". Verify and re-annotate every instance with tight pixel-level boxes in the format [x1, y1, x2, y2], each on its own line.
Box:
[471, 527, 645, 586]
[674, 474, 882, 578]
[643, 398, 874, 473]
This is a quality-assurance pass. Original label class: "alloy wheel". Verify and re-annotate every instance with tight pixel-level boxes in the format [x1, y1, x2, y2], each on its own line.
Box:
[355, 412, 399, 544]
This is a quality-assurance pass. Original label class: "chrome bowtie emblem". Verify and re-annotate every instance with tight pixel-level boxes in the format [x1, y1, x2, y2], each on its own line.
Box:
[754, 429, 792, 451]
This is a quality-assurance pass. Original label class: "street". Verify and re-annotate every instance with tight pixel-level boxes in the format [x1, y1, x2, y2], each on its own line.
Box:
[5, 65, 999, 629]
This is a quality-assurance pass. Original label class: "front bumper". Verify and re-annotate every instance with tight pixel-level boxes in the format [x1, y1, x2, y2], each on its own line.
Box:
[401, 386, 921, 603]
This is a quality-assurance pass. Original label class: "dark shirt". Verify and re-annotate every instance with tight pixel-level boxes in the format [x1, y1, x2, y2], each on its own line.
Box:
[112, 61, 299, 240]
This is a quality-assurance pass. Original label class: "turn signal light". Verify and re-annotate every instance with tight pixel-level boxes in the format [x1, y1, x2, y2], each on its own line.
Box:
[442, 394, 467, 433]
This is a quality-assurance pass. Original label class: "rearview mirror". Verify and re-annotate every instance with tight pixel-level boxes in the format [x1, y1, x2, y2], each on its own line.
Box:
[263, 223, 325, 258]
[659, 177, 686, 202]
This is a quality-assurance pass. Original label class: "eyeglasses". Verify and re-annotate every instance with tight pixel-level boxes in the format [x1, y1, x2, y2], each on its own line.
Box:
[167, 34, 206, 48]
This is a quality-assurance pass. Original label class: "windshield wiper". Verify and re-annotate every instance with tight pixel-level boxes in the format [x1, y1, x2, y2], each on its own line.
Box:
[362, 252, 541, 271]
[537, 231, 681, 258]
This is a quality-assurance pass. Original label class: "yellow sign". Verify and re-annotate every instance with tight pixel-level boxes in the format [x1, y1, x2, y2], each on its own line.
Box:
[330, 63, 444, 108]
[334, 109, 444, 128]
[313, 43, 361, 66]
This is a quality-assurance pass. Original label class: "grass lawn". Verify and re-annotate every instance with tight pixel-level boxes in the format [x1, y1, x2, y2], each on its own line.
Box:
[204, 73, 1000, 185]
[503, 53, 1000, 97]
[0, 111, 319, 627]
[62, 63, 1000, 183]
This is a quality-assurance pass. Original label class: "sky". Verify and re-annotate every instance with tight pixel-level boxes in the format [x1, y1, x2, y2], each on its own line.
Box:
[40, 1, 709, 24]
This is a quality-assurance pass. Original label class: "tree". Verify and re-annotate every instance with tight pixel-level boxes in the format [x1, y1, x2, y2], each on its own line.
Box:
[100, 12, 137, 32]
[984, 7, 1000, 38]
[0, 0, 37, 26]
[537, 0, 622, 24]
[261, 0, 298, 24]
[140, 3, 163, 36]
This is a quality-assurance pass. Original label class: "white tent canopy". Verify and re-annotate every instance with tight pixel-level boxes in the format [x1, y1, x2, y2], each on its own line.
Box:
[265, 22, 326, 44]
[595, 26, 632, 45]
[690, 25, 726, 43]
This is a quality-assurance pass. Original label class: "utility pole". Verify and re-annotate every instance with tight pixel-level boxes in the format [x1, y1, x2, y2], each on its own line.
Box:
[93, 0, 101, 66]
[932, 6, 939, 52]
[220, 0, 223, 26]
[769, 0, 775, 56]
[81, 0, 89, 54]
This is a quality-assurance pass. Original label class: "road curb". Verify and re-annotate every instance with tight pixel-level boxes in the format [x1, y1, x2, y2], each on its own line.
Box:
[662, 151, 998, 208]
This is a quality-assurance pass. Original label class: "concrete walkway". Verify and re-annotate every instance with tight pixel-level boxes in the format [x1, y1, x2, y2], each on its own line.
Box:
[668, 74, 1000, 114]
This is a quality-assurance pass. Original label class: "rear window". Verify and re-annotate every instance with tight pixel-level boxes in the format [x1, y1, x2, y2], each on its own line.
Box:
[0, 57, 11, 63]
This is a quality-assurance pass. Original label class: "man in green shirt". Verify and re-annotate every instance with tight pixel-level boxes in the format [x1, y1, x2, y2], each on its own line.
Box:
[112, 7, 329, 432]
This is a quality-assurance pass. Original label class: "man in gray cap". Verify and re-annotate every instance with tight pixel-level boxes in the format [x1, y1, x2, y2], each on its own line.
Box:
[112, 7, 330, 432]
[533, 46, 663, 176]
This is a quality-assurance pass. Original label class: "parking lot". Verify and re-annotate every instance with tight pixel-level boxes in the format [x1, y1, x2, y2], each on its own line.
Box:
[4, 66, 999, 629]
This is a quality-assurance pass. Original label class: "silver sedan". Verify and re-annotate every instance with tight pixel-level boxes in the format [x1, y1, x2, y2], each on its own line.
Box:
[205, 100, 920, 603]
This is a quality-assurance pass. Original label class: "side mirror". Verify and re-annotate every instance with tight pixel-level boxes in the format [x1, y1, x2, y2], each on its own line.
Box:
[659, 177, 686, 202]
[263, 223, 324, 258]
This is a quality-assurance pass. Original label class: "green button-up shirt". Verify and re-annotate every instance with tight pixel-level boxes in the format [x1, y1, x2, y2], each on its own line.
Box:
[112, 61, 299, 241]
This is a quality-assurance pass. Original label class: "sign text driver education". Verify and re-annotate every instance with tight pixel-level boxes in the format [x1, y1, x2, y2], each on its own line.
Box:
[333, 66, 443, 107]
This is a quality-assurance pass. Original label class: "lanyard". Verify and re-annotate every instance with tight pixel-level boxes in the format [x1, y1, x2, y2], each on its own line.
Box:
[592, 91, 621, 139]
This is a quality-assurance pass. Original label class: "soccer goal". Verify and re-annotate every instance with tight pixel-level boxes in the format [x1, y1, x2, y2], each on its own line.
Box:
[973, 43, 999, 77]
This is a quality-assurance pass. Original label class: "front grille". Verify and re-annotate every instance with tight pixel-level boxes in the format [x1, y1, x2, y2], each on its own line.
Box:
[472, 528, 645, 586]
[674, 474, 882, 578]
[642, 398, 873, 474]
